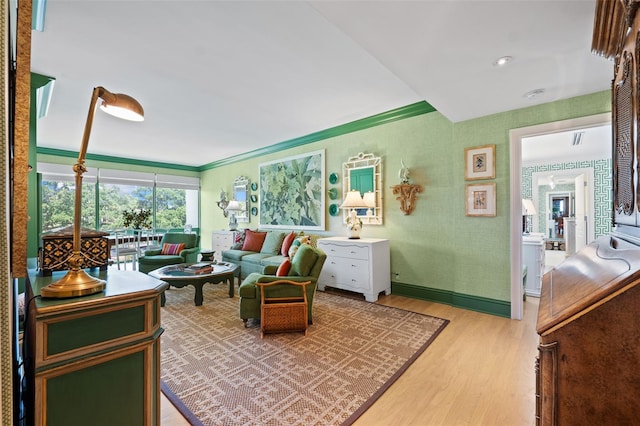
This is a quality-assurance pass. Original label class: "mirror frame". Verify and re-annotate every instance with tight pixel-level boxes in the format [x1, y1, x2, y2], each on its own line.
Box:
[343, 152, 383, 225]
[233, 176, 250, 223]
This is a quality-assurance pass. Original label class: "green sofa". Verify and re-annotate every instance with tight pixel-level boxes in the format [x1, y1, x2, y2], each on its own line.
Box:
[138, 232, 200, 274]
[239, 244, 326, 326]
[222, 230, 324, 280]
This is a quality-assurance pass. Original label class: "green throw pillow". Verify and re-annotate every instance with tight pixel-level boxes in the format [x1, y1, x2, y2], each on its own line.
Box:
[290, 244, 318, 277]
[260, 231, 285, 255]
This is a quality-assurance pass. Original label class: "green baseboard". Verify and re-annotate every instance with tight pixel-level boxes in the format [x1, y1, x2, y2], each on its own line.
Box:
[392, 282, 511, 318]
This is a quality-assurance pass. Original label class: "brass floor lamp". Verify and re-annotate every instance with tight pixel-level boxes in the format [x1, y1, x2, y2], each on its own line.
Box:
[40, 86, 144, 298]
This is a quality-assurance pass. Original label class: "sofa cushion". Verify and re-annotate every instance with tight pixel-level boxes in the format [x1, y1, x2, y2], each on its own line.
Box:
[281, 231, 297, 256]
[221, 249, 254, 262]
[242, 253, 274, 266]
[276, 258, 291, 276]
[161, 242, 184, 255]
[260, 231, 285, 255]
[288, 235, 311, 258]
[242, 229, 267, 252]
[140, 254, 183, 265]
[260, 255, 286, 267]
[290, 244, 318, 277]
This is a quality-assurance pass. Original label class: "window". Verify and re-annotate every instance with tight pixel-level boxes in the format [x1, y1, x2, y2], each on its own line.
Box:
[38, 163, 200, 234]
[155, 174, 199, 231]
[39, 163, 97, 233]
[98, 169, 154, 231]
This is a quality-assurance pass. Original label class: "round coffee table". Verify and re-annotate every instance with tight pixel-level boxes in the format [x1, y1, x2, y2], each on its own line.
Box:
[149, 262, 240, 306]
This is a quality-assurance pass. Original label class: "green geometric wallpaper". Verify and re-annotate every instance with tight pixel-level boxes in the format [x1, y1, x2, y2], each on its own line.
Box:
[522, 158, 612, 239]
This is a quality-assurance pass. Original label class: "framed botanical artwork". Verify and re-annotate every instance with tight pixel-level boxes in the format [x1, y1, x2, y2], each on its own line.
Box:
[465, 144, 495, 180]
[465, 183, 496, 217]
[259, 149, 325, 230]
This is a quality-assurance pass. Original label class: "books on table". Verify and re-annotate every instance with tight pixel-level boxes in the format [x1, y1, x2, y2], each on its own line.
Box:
[185, 262, 213, 274]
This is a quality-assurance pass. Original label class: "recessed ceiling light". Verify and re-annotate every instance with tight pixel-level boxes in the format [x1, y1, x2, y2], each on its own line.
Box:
[493, 56, 513, 67]
[524, 88, 545, 100]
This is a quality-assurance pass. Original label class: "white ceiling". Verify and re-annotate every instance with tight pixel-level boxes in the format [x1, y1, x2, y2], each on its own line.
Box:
[522, 123, 611, 168]
[30, 1, 614, 168]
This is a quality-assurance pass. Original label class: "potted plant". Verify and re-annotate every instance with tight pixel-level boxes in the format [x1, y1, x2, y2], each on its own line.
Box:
[122, 208, 152, 230]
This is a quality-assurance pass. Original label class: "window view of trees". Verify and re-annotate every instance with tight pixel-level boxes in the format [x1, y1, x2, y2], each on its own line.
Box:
[41, 181, 96, 231]
[41, 179, 198, 233]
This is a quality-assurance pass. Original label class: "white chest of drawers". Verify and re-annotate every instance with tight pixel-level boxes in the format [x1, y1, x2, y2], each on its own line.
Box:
[317, 237, 390, 302]
[523, 235, 545, 297]
[212, 230, 239, 262]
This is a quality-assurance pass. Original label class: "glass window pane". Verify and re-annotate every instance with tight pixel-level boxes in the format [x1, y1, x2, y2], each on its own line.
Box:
[99, 183, 153, 231]
[41, 179, 96, 233]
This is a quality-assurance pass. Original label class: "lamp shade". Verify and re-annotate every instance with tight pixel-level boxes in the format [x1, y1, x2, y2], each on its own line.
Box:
[99, 92, 144, 121]
[340, 190, 366, 209]
[363, 191, 376, 208]
[226, 200, 243, 212]
[522, 199, 537, 215]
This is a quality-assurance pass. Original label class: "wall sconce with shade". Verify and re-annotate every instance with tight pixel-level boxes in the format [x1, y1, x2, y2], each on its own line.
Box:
[225, 200, 243, 231]
[40, 86, 144, 299]
[522, 199, 537, 234]
[340, 190, 368, 239]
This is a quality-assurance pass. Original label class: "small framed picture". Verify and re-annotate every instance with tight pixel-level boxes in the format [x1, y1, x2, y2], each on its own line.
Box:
[464, 144, 495, 180]
[465, 183, 496, 217]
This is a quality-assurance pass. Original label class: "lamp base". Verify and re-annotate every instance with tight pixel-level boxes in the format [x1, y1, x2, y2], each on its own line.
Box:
[40, 269, 106, 298]
[346, 226, 362, 239]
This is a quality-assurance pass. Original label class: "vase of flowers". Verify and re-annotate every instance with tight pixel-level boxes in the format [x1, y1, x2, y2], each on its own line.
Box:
[122, 208, 152, 231]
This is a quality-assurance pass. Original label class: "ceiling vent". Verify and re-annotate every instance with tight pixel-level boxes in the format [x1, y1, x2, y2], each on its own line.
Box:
[572, 131, 585, 146]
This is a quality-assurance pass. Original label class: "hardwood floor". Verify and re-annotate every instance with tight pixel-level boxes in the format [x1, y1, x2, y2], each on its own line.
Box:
[161, 293, 540, 425]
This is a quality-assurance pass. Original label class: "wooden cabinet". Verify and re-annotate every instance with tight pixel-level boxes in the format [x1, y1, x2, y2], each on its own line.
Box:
[212, 230, 240, 262]
[317, 237, 390, 302]
[523, 235, 545, 297]
[535, 235, 640, 425]
[535, 4, 640, 424]
[24, 270, 168, 426]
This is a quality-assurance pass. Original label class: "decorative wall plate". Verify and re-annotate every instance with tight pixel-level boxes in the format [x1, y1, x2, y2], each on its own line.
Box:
[250, 195, 258, 202]
[251, 207, 258, 216]
[329, 204, 339, 216]
[251, 182, 258, 191]
[328, 188, 338, 200]
[329, 172, 339, 184]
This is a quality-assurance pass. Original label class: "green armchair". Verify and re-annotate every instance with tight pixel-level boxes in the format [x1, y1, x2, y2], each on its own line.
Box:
[239, 244, 326, 327]
[138, 232, 200, 274]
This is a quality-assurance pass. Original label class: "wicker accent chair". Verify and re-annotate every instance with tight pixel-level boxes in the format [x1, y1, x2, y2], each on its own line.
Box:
[238, 244, 326, 327]
[138, 232, 200, 274]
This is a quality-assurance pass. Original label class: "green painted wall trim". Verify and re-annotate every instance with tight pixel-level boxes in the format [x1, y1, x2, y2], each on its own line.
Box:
[31, 72, 54, 89]
[36, 147, 200, 172]
[392, 282, 511, 318]
[199, 101, 436, 171]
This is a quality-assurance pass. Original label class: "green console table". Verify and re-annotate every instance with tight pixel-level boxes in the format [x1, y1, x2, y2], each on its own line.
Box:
[24, 269, 169, 426]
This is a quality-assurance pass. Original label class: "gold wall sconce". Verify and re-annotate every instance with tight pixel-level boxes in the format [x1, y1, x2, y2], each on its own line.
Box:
[391, 159, 422, 215]
[391, 184, 422, 215]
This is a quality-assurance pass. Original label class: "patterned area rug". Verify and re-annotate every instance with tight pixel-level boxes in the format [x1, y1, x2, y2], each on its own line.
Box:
[160, 284, 448, 426]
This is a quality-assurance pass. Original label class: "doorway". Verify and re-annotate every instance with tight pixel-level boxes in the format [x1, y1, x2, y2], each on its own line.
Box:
[509, 113, 612, 320]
